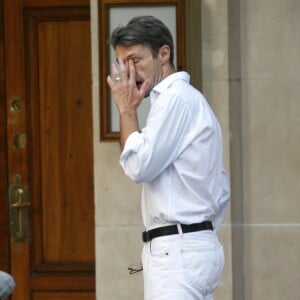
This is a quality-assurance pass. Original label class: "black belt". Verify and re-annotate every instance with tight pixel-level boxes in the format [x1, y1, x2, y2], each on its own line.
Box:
[142, 221, 213, 242]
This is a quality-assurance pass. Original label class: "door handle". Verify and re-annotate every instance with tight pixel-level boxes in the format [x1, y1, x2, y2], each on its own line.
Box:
[9, 175, 31, 243]
[10, 200, 31, 209]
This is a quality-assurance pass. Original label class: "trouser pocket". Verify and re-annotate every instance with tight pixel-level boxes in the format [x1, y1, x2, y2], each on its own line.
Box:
[181, 236, 224, 296]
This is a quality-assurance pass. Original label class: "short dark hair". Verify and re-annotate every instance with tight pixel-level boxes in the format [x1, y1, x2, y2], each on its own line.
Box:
[110, 15, 174, 66]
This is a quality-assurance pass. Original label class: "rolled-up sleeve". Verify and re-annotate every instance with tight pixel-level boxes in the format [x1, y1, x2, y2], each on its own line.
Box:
[119, 131, 144, 181]
[119, 92, 191, 183]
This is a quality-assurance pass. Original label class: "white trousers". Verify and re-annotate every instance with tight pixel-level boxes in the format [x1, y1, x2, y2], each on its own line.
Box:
[142, 229, 224, 300]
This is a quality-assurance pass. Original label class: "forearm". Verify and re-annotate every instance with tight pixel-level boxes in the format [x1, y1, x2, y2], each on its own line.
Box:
[119, 109, 139, 149]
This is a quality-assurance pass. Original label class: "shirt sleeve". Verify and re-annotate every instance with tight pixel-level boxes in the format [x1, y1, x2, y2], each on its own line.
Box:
[212, 168, 230, 230]
[120, 92, 191, 183]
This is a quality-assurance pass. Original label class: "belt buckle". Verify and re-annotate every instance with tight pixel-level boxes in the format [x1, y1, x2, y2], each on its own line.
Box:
[142, 231, 151, 242]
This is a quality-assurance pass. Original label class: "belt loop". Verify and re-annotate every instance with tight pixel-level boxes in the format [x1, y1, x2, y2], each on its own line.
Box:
[177, 224, 183, 237]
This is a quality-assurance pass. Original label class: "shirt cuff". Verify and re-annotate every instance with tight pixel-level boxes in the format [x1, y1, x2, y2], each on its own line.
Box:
[120, 131, 142, 160]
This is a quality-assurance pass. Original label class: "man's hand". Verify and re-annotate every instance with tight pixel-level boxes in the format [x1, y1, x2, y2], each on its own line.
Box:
[106, 59, 149, 148]
[107, 58, 148, 114]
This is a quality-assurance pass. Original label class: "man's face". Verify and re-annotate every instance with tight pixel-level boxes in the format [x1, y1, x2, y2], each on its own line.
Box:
[115, 44, 162, 96]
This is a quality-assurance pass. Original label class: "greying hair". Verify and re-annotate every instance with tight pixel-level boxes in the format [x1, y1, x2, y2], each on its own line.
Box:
[110, 15, 174, 66]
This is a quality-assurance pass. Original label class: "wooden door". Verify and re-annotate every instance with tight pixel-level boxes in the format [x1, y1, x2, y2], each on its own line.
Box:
[3, 0, 95, 299]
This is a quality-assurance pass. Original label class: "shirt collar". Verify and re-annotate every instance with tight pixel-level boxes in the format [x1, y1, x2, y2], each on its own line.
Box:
[150, 71, 190, 104]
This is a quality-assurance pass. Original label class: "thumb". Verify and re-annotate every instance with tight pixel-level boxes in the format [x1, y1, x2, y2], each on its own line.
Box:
[139, 79, 151, 98]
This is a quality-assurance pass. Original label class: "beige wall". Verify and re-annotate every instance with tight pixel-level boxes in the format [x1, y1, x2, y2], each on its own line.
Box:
[240, 0, 300, 299]
[201, 1, 232, 299]
[91, 0, 300, 299]
[203, 0, 300, 298]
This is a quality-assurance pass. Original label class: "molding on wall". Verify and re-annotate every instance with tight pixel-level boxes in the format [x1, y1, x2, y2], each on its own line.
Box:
[185, 0, 202, 90]
[228, 0, 245, 299]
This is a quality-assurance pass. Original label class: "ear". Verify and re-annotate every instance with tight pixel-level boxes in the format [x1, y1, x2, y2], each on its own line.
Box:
[158, 45, 171, 65]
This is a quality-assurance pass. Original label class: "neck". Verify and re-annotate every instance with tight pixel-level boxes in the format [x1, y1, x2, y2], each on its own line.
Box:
[161, 64, 176, 81]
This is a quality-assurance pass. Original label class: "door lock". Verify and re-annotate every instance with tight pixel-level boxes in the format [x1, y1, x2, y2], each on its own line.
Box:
[10, 98, 22, 112]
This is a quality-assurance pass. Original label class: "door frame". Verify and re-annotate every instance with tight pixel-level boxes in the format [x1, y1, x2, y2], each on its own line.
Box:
[0, 0, 10, 276]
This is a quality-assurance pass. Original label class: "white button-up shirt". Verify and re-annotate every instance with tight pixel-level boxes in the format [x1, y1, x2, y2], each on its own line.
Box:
[120, 72, 230, 230]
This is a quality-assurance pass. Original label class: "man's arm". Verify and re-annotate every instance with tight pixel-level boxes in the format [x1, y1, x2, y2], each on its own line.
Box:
[118, 109, 139, 149]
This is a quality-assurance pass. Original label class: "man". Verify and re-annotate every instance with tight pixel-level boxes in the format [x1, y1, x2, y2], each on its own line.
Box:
[107, 16, 230, 300]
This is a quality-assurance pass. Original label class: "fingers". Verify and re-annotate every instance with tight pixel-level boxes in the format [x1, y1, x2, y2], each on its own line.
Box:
[107, 65, 120, 88]
[107, 59, 137, 89]
[107, 74, 114, 88]
[118, 58, 137, 84]
[111, 63, 120, 80]
[118, 58, 128, 81]
[128, 60, 136, 85]
[108, 59, 129, 83]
